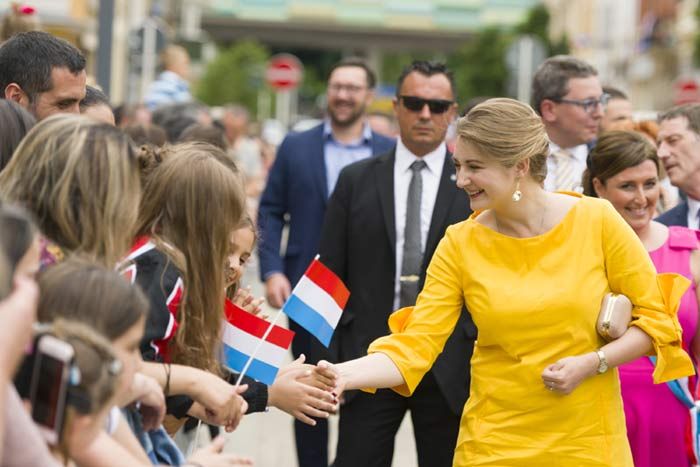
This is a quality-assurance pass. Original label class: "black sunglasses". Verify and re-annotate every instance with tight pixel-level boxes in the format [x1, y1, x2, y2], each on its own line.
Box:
[399, 95, 454, 114]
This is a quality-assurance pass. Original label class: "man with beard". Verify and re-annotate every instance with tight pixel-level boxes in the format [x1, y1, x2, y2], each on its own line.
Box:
[257, 57, 394, 467]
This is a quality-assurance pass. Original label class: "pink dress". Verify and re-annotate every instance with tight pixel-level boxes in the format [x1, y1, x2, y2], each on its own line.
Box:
[619, 226, 699, 467]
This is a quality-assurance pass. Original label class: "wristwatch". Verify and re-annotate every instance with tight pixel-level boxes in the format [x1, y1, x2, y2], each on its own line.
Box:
[596, 349, 609, 374]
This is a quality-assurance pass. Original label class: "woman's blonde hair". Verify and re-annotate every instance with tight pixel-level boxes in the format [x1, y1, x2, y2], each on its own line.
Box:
[136, 142, 245, 374]
[457, 98, 549, 183]
[0, 114, 141, 268]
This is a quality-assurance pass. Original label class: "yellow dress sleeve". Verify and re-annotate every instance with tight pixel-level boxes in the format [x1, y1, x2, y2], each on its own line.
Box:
[600, 200, 694, 382]
[366, 224, 466, 396]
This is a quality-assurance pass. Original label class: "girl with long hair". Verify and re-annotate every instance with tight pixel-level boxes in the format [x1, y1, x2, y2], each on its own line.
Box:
[131, 142, 335, 435]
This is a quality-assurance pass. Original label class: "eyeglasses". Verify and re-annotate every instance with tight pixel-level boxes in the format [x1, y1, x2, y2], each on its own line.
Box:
[328, 83, 367, 94]
[399, 95, 455, 114]
[551, 93, 610, 113]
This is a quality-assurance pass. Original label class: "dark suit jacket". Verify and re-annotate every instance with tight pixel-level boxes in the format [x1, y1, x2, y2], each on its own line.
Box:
[656, 201, 689, 227]
[257, 123, 395, 287]
[318, 148, 476, 415]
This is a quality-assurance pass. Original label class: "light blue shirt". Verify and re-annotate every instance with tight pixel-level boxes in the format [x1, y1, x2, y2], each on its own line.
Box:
[323, 121, 374, 197]
[144, 71, 192, 110]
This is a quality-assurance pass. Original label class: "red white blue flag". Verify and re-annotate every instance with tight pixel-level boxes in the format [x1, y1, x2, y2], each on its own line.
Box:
[222, 300, 295, 385]
[282, 258, 350, 347]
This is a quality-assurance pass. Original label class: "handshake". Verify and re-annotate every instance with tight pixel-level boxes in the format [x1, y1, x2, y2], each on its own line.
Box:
[270, 357, 345, 425]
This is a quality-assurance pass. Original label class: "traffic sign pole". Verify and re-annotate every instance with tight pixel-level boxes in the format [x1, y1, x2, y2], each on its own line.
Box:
[266, 54, 303, 129]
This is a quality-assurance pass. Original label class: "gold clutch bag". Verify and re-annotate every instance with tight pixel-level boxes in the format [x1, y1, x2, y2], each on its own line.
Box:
[596, 293, 632, 341]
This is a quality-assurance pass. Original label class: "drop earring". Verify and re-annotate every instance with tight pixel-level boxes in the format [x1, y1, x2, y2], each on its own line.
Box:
[512, 179, 522, 202]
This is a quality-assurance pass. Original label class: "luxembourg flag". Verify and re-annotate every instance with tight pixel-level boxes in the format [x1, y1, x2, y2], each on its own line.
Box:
[222, 300, 295, 385]
[282, 257, 350, 347]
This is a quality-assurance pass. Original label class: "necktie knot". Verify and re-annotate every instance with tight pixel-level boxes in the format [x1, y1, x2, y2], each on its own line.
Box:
[410, 160, 427, 173]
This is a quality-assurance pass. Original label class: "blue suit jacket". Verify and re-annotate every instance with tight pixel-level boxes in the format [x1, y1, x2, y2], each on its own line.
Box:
[257, 123, 395, 286]
[656, 201, 689, 227]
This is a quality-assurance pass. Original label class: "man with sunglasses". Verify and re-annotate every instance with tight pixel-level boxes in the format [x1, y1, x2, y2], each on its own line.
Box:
[319, 61, 475, 467]
[532, 55, 606, 192]
[257, 57, 393, 467]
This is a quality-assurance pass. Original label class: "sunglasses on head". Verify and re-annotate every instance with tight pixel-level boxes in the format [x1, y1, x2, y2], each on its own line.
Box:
[399, 95, 454, 114]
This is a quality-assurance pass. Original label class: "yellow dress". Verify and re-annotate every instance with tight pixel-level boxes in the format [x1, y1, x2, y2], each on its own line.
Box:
[367, 194, 694, 466]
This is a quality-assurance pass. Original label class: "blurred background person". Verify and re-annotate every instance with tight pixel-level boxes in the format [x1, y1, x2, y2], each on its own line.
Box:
[220, 104, 266, 203]
[144, 45, 193, 110]
[0, 2, 39, 43]
[124, 123, 167, 148]
[113, 103, 151, 129]
[80, 85, 115, 126]
[599, 86, 634, 133]
[367, 111, 397, 138]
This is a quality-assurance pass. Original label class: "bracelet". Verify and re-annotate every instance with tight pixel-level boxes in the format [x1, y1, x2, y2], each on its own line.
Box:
[163, 362, 171, 397]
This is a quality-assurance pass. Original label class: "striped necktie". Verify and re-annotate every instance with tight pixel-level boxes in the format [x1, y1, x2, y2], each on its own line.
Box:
[552, 149, 578, 192]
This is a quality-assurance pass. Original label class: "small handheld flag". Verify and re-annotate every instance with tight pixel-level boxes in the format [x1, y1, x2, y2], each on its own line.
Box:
[222, 300, 295, 385]
[282, 256, 350, 347]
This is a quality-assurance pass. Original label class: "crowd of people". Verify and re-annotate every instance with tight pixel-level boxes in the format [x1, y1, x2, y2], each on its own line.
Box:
[0, 14, 698, 467]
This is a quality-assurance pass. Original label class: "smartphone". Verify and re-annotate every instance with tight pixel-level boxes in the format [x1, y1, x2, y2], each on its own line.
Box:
[29, 334, 74, 445]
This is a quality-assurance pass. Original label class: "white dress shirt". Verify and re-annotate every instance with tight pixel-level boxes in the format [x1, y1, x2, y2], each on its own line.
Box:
[544, 142, 589, 192]
[687, 197, 700, 229]
[393, 138, 446, 310]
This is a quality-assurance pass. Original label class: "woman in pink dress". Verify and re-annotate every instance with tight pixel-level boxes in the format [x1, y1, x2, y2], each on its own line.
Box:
[584, 130, 700, 467]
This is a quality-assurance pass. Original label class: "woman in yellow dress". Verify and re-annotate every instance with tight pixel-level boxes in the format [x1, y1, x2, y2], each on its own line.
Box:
[317, 98, 694, 466]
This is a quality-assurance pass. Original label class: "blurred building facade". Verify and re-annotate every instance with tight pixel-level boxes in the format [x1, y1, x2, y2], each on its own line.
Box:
[546, 0, 699, 111]
[3, 0, 700, 111]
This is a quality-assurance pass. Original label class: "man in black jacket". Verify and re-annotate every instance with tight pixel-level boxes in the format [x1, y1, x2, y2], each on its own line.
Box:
[319, 61, 475, 467]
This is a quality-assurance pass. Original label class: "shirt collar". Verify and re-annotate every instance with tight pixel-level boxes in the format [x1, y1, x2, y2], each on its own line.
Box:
[548, 142, 589, 162]
[323, 119, 372, 145]
[395, 138, 445, 175]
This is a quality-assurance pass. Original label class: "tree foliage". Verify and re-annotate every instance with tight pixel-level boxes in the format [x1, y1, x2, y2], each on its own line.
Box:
[447, 27, 511, 103]
[447, 4, 569, 103]
[195, 39, 270, 111]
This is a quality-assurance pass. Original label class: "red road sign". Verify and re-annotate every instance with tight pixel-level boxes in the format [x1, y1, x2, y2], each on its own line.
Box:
[674, 79, 700, 105]
[265, 54, 303, 91]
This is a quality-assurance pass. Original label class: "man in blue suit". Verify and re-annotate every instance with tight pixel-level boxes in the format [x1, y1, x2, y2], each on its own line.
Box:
[656, 104, 700, 229]
[257, 57, 394, 467]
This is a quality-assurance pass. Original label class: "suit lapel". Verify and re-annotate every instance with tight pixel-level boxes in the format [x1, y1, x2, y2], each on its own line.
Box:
[424, 151, 459, 260]
[310, 125, 329, 203]
[679, 201, 690, 227]
[375, 150, 396, 252]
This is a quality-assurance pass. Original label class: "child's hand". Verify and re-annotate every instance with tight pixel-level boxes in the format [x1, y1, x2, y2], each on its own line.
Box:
[232, 286, 267, 318]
